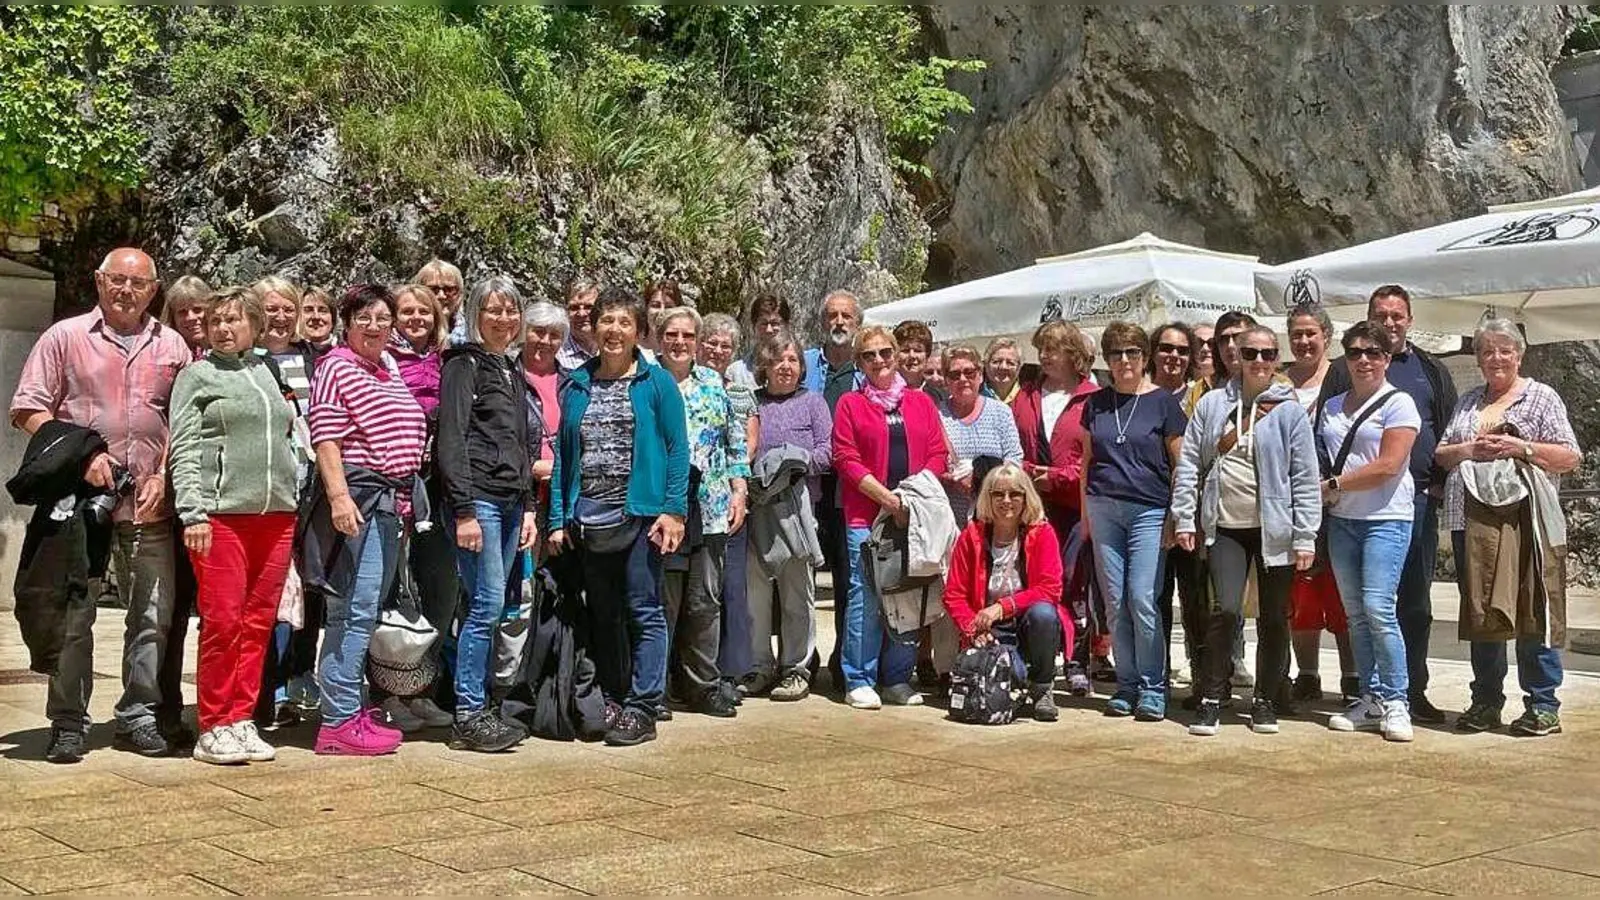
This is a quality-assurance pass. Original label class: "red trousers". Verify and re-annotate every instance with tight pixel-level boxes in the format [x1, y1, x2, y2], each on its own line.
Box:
[189, 513, 295, 731]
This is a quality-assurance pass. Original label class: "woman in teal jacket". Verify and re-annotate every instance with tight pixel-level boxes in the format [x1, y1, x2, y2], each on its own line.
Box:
[548, 286, 689, 748]
[168, 285, 300, 766]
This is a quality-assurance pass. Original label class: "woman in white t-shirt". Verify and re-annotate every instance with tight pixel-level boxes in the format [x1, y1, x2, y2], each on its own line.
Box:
[1316, 321, 1420, 743]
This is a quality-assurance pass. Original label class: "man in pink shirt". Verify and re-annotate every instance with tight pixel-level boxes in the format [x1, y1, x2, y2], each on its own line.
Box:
[10, 247, 191, 763]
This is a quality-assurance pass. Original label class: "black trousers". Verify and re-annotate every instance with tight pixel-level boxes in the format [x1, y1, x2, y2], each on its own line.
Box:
[1201, 528, 1292, 703]
[156, 519, 195, 728]
[1161, 546, 1211, 674]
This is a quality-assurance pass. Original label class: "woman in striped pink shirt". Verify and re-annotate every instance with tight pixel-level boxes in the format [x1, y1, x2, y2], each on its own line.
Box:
[306, 284, 428, 756]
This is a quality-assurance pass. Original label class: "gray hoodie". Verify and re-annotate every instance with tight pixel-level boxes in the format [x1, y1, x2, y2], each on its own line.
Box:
[1170, 379, 1321, 567]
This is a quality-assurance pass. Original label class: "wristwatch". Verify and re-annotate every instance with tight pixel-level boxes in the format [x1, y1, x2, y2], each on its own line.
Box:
[1522, 442, 1534, 461]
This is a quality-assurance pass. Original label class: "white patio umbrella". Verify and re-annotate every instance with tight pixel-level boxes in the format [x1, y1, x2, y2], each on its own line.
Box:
[864, 232, 1262, 354]
[1254, 186, 1600, 345]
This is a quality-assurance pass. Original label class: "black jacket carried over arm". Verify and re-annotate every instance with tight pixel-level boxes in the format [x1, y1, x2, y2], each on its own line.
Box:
[436, 344, 535, 519]
[6, 421, 114, 674]
[1317, 344, 1459, 493]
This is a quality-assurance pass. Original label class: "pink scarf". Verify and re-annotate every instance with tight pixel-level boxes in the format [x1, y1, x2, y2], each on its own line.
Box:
[862, 372, 907, 412]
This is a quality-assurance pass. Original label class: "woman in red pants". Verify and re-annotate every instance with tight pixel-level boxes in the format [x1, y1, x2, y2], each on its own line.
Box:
[169, 285, 301, 765]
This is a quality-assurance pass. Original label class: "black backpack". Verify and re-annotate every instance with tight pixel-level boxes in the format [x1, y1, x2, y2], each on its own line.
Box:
[948, 643, 1018, 725]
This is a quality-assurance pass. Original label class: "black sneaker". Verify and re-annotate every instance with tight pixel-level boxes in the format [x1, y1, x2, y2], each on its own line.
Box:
[1188, 700, 1221, 737]
[1250, 697, 1280, 734]
[602, 701, 623, 731]
[113, 722, 170, 757]
[691, 688, 738, 719]
[159, 718, 197, 751]
[449, 710, 525, 753]
[1456, 702, 1503, 733]
[1291, 672, 1323, 702]
[45, 727, 85, 764]
[604, 710, 657, 747]
[654, 703, 674, 722]
[1339, 675, 1361, 703]
[1508, 708, 1562, 737]
[1410, 693, 1447, 725]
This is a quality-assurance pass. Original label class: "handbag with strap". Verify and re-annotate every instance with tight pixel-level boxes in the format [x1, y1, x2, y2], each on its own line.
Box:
[861, 516, 947, 635]
[1304, 388, 1400, 575]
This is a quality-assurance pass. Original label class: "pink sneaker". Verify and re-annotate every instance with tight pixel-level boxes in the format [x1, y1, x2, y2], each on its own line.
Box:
[362, 707, 404, 740]
[315, 714, 402, 756]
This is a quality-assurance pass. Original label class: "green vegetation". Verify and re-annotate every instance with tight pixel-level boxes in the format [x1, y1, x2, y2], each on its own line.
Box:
[0, 6, 156, 222]
[1566, 6, 1600, 55]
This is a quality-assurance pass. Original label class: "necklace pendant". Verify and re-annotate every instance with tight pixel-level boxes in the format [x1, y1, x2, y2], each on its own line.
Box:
[1115, 435, 1127, 445]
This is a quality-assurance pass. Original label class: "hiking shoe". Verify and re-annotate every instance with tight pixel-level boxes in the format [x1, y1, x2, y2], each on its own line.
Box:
[1328, 696, 1384, 733]
[1339, 675, 1361, 703]
[380, 696, 426, 734]
[1189, 700, 1221, 736]
[230, 721, 277, 762]
[846, 686, 883, 710]
[739, 672, 775, 698]
[1030, 684, 1059, 722]
[1409, 693, 1446, 724]
[315, 714, 401, 756]
[450, 710, 525, 753]
[113, 723, 170, 757]
[881, 683, 924, 706]
[691, 689, 738, 718]
[1456, 703, 1504, 733]
[1509, 708, 1562, 737]
[1291, 672, 1323, 702]
[1104, 694, 1135, 717]
[604, 710, 657, 747]
[1134, 693, 1166, 722]
[602, 701, 623, 731]
[769, 672, 810, 703]
[408, 698, 454, 728]
[1250, 697, 1280, 735]
[45, 727, 85, 764]
[193, 725, 248, 765]
[1066, 664, 1091, 697]
[1381, 700, 1413, 743]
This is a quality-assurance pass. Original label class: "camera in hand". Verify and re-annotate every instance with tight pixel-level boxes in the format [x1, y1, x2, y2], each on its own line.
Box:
[84, 464, 134, 525]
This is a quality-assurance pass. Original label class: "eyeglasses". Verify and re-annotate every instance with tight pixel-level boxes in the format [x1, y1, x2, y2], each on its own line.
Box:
[1156, 342, 1191, 356]
[1104, 347, 1144, 362]
[858, 347, 895, 362]
[1344, 346, 1387, 361]
[425, 283, 461, 298]
[989, 489, 1026, 500]
[352, 315, 394, 329]
[946, 367, 982, 380]
[1239, 346, 1280, 362]
[1216, 331, 1243, 346]
[99, 272, 158, 292]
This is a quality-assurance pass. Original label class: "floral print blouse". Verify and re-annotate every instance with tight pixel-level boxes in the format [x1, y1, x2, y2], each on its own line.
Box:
[678, 365, 751, 535]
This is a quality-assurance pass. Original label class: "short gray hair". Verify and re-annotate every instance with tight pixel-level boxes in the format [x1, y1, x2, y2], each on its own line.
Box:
[655, 305, 702, 343]
[463, 275, 525, 344]
[1474, 316, 1526, 354]
[701, 312, 743, 353]
[523, 301, 569, 338]
[821, 288, 860, 317]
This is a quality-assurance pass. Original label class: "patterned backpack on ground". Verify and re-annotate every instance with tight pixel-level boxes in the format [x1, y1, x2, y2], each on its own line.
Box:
[947, 643, 1018, 725]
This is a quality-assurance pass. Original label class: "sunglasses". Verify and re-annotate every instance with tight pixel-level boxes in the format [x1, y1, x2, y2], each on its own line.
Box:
[1216, 332, 1242, 346]
[1104, 347, 1144, 362]
[1344, 346, 1388, 361]
[1156, 342, 1191, 356]
[946, 367, 982, 380]
[858, 347, 895, 362]
[1239, 346, 1280, 362]
[989, 489, 1026, 500]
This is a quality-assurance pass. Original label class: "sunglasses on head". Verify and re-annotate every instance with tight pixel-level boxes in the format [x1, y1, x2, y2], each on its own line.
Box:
[1104, 347, 1144, 362]
[1344, 346, 1387, 361]
[1156, 342, 1191, 356]
[1239, 346, 1280, 362]
[858, 347, 895, 362]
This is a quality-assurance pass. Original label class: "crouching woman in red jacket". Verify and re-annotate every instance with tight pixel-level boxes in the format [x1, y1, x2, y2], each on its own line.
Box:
[942, 462, 1072, 722]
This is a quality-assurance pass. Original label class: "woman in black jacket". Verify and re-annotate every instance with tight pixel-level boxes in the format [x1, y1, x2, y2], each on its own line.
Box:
[437, 275, 538, 752]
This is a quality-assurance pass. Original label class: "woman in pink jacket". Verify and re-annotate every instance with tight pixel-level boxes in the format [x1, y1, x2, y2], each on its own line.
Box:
[831, 324, 948, 710]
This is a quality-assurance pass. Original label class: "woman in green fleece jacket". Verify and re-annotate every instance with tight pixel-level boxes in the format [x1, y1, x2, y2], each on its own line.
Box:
[168, 285, 301, 766]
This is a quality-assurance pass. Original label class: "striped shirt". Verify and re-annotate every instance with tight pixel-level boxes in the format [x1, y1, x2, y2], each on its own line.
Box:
[10, 308, 191, 523]
[308, 346, 427, 480]
[940, 395, 1024, 523]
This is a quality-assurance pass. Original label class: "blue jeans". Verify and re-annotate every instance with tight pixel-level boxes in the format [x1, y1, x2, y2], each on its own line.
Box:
[580, 523, 668, 716]
[319, 513, 400, 726]
[842, 526, 917, 691]
[1326, 516, 1412, 703]
[1085, 497, 1168, 700]
[1450, 531, 1564, 713]
[1397, 493, 1440, 697]
[451, 499, 523, 718]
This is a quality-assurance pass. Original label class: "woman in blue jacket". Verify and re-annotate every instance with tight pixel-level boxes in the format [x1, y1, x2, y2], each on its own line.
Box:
[548, 286, 689, 748]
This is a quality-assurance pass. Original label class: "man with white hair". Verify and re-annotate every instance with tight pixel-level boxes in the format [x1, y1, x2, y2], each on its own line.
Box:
[11, 247, 192, 763]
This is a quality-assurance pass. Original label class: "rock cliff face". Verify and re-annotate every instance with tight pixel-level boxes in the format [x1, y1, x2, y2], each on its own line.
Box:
[922, 6, 1582, 282]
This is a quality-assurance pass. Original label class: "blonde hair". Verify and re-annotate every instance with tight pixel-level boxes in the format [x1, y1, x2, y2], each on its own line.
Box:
[413, 258, 462, 289]
[654, 305, 702, 343]
[852, 324, 898, 356]
[974, 462, 1045, 526]
[392, 283, 450, 350]
[252, 275, 300, 306]
[162, 275, 212, 328]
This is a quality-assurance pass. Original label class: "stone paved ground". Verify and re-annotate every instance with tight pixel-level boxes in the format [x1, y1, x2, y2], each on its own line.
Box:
[1, 601, 1598, 896]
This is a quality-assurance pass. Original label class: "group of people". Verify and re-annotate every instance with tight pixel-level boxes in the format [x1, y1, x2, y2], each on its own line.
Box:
[9, 246, 1579, 766]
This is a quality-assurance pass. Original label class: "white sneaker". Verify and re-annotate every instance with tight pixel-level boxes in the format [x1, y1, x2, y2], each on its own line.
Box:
[381, 696, 426, 734]
[1328, 695, 1384, 733]
[1381, 700, 1414, 743]
[407, 697, 454, 728]
[193, 725, 248, 765]
[846, 686, 883, 710]
[881, 683, 924, 706]
[230, 721, 277, 762]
